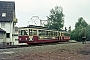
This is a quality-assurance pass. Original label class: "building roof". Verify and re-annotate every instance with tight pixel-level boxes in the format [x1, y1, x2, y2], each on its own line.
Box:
[0, 28, 6, 33]
[0, 1, 15, 22]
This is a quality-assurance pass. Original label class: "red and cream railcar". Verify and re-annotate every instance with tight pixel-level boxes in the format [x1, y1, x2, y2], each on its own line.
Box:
[18, 25, 70, 45]
[60, 32, 70, 42]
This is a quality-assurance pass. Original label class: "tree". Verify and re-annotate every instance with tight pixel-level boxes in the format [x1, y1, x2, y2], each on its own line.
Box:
[86, 25, 90, 40]
[68, 26, 71, 32]
[65, 27, 67, 31]
[70, 17, 88, 41]
[75, 17, 88, 29]
[45, 6, 64, 30]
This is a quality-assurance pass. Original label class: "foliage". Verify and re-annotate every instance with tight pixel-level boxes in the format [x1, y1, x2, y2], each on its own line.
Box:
[75, 17, 88, 29]
[45, 6, 64, 30]
[70, 17, 88, 41]
[86, 25, 90, 40]
[68, 26, 71, 32]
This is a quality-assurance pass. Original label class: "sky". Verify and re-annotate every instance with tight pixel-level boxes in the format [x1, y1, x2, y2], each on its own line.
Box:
[2, 0, 90, 30]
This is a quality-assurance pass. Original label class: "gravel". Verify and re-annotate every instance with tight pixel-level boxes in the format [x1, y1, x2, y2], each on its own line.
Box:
[0, 41, 90, 60]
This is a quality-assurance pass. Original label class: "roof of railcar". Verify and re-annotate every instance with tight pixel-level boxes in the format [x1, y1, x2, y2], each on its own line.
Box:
[18, 25, 67, 32]
[19, 25, 48, 29]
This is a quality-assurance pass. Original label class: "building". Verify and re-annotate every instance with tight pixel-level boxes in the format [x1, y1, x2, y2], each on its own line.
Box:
[0, 1, 18, 46]
[0, 28, 6, 46]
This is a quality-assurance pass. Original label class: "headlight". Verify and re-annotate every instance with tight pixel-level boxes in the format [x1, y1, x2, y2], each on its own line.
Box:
[26, 38, 27, 40]
[29, 38, 33, 41]
[19, 38, 21, 40]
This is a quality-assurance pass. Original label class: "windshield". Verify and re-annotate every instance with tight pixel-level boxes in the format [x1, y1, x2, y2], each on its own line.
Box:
[19, 30, 28, 35]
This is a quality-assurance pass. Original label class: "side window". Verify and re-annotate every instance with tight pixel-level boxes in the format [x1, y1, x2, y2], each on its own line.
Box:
[59, 32, 60, 36]
[21, 30, 24, 35]
[54, 32, 57, 36]
[38, 30, 45, 36]
[6, 33, 10, 38]
[1, 22, 5, 28]
[61, 33, 64, 36]
[33, 30, 37, 35]
[2, 13, 6, 17]
[42, 30, 45, 36]
[38, 30, 42, 36]
[47, 31, 50, 36]
[51, 31, 53, 36]
[53, 32, 55, 36]
[46, 31, 48, 36]
[21, 30, 28, 35]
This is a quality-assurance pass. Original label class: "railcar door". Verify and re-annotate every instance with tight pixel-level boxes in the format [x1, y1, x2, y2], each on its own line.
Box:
[61, 32, 64, 41]
[29, 29, 38, 42]
[58, 32, 61, 41]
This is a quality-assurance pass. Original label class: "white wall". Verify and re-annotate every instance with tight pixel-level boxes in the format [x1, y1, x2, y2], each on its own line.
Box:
[0, 22, 13, 32]
[0, 22, 26, 45]
[0, 33, 6, 46]
[0, 22, 14, 45]
[12, 35, 18, 45]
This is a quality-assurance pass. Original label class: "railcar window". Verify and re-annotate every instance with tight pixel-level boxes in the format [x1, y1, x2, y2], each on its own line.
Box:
[21, 30, 28, 35]
[46, 31, 50, 36]
[51, 32, 52, 36]
[42, 30, 45, 36]
[53, 32, 55, 36]
[49, 31, 52, 36]
[59, 32, 61, 36]
[54, 32, 57, 36]
[51, 31, 53, 36]
[46, 31, 48, 36]
[38, 30, 41, 36]
[38, 30, 45, 36]
[44, 31, 46, 36]
[33, 30, 37, 35]
[48, 31, 50, 36]
[61, 33, 64, 36]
